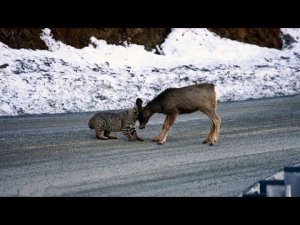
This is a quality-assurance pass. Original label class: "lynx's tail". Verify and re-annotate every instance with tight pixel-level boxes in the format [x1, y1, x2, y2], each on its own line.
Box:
[88, 119, 94, 129]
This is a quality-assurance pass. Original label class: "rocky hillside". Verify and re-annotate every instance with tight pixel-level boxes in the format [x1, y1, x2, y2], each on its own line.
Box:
[208, 28, 282, 49]
[0, 28, 283, 51]
[0, 28, 48, 49]
[0, 28, 171, 51]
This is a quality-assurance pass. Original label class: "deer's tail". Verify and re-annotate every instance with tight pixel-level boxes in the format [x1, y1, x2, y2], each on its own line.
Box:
[214, 84, 221, 103]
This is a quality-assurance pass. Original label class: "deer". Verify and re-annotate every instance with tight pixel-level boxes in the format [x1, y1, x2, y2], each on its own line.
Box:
[137, 83, 221, 146]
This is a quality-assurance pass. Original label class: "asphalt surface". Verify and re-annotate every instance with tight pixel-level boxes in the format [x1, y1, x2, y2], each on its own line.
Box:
[1, 95, 300, 196]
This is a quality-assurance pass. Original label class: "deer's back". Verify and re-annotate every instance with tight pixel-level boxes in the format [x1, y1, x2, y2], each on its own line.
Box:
[150, 83, 216, 114]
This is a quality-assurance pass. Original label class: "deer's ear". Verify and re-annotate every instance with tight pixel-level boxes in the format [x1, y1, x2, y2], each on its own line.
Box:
[136, 98, 143, 110]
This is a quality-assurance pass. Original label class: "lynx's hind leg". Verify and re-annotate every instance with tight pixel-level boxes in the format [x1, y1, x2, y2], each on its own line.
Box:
[104, 131, 118, 139]
[94, 122, 108, 140]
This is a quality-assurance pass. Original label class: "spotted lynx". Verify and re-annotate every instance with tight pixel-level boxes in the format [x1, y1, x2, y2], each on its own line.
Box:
[88, 98, 144, 141]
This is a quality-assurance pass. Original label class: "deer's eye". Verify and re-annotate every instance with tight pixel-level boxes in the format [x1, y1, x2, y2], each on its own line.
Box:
[143, 110, 150, 117]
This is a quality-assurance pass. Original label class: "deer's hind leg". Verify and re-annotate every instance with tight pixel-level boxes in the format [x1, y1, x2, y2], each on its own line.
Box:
[202, 121, 215, 144]
[200, 96, 221, 146]
[201, 109, 221, 146]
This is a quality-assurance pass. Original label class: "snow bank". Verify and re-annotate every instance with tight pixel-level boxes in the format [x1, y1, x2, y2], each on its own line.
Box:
[0, 28, 300, 116]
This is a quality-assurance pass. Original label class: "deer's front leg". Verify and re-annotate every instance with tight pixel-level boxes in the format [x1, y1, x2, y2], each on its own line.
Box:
[152, 115, 170, 142]
[157, 113, 178, 145]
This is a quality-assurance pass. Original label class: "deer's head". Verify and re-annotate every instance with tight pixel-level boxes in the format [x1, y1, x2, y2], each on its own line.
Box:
[136, 98, 152, 129]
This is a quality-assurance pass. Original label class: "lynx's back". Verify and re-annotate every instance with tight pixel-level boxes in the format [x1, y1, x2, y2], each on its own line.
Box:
[88, 98, 143, 141]
[88, 111, 126, 132]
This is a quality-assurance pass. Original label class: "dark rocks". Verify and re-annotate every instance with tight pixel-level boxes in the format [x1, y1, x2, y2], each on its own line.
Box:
[0, 63, 9, 69]
[281, 33, 297, 49]
[0, 28, 48, 50]
[0, 28, 171, 52]
[208, 28, 283, 49]
[1, 28, 285, 52]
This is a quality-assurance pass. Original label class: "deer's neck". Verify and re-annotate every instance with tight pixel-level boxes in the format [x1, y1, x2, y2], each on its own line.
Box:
[146, 101, 161, 114]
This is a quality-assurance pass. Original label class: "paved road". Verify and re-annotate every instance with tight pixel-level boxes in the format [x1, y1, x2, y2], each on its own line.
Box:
[1, 95, 300, 196]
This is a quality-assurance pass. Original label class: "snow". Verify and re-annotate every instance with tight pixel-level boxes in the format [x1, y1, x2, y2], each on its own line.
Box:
[1, 28, 300, 116]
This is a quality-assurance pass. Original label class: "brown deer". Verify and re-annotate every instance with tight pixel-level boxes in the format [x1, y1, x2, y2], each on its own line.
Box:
[137, 83, 221, 146]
